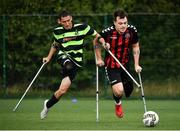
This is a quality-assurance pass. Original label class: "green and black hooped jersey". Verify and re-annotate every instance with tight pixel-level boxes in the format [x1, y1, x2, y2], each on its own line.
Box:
[53, 23, 97, 67]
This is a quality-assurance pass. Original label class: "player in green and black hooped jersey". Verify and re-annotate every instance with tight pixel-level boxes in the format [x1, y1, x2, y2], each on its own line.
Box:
[53, 22, 96, 67]
[40, 10, 109, 119]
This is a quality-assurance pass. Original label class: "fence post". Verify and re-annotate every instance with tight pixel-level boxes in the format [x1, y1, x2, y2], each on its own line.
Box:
[103, 15, 109, 98]
[2, 15, 7, 89]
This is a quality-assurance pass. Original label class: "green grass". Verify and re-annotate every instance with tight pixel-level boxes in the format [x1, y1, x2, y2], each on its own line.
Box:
[0, 98, 180, 130]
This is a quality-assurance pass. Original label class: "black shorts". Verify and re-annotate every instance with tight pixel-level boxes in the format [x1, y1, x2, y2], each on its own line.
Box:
[58, 58, 78, 82]
[105, 67, 134, 97]
[105, 67, 128, 85]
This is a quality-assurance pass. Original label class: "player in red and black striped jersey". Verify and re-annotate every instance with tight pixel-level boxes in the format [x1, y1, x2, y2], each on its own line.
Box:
[94, 9, 142, 118]
[101, 24, 138, 69]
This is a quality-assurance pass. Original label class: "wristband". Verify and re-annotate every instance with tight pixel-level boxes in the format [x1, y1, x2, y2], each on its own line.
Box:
[94, 45, 100, 49]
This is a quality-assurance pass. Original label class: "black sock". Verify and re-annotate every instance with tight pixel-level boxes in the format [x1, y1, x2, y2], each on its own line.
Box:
[113, 94, 122, 104]
[46, 95, 59, 108]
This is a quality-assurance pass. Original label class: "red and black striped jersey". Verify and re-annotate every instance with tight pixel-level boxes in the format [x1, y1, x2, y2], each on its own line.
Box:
[100, 24, 139, 69]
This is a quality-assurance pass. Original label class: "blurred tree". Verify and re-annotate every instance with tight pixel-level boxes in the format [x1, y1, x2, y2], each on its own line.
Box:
[1, 0, 180, 15]
[0, 0, 180, 87]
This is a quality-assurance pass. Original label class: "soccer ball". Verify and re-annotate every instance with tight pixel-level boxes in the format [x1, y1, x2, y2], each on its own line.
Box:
[143, 111, 159, 127]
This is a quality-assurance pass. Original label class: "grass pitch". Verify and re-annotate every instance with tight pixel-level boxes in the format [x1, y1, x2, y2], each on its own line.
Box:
[0, 98, 180, 130]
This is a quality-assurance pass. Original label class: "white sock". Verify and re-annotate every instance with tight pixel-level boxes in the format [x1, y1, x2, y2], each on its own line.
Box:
[115, 100, 121, 105]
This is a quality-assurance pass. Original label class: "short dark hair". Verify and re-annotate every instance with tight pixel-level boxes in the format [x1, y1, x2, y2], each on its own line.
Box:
[58, 10, 72, 20]
[113, 9, 128, 21]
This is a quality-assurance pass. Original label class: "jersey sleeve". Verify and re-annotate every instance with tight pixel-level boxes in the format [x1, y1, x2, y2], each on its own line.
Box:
[100, 26, 113, 39]
[84, 23, 97, 36]
[100, 31, 106, 38]
[53, 27, 64, 44]
[53, 28, 59, 42]
[130, 25, 139, 44]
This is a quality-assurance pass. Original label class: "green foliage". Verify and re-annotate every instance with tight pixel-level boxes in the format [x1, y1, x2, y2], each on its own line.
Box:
[0, 0, 180, 90]
[1, 14, 180, 86]
[1, 0, 180, 15]
[132, 15, 180, 80]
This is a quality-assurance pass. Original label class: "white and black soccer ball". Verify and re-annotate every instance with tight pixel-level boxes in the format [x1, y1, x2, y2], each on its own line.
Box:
[143, 111, 159, 127]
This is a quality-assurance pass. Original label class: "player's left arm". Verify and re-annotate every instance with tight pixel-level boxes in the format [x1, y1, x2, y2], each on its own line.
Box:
[88, 26, 110, 67]
[132, 42, 142, 73]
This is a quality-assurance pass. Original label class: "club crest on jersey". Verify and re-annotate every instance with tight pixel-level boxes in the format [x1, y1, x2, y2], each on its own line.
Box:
[75, 30, 79, 35]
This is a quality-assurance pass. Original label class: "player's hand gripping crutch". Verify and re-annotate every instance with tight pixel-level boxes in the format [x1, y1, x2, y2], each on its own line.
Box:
[106, 49, 140, 87]
[138, 72, 147, 113]
[13, 62, 47, 111]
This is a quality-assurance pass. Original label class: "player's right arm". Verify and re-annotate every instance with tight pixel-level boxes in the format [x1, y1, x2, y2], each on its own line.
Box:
[43, 41, 58, 63]
[93, 36, 104, 67]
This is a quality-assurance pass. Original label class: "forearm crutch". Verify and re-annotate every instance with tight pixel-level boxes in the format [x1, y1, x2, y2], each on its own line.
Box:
[138, 72, 147, 113]
[94, 53, 99, 122]
[106, 49, 140, 87]
[13, 62, 46, 111]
